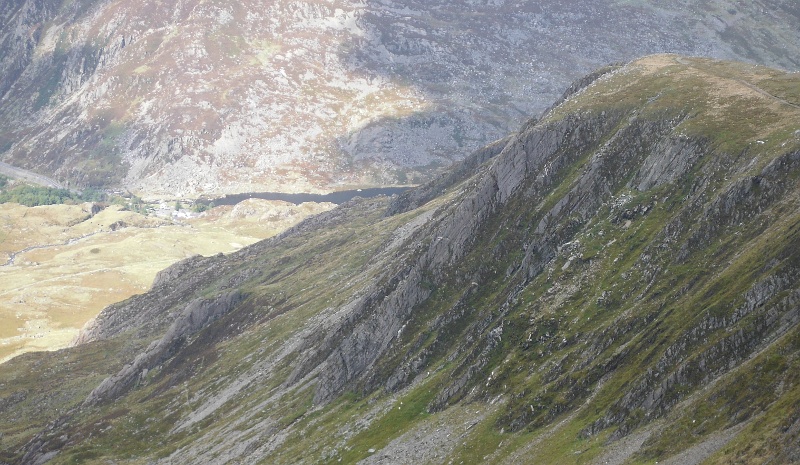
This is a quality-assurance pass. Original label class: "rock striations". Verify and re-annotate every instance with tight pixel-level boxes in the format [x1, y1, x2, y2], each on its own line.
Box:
[1, 55, 800, 464]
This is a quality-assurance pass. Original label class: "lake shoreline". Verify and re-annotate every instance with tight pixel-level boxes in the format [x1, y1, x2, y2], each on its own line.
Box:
[203, 187, 412, 207]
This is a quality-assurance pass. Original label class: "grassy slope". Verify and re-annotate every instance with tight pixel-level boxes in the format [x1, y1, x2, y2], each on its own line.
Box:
[313, 55, 800, 464]
[1, 55, 798, 464]
[448, 56, 800, 464]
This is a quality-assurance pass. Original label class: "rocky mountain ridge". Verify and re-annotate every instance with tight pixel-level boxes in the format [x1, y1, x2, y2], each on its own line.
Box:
[1, 0, 799, 197]
[1, 55, 799, 464]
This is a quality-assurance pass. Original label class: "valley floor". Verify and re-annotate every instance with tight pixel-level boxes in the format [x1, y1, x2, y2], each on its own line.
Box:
[0, 200, 332, 363]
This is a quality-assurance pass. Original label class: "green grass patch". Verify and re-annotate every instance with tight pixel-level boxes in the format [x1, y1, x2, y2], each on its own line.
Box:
[330, 383, 438, 464]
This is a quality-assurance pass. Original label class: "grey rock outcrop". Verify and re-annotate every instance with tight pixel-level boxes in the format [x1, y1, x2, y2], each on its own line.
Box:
[294, 101, 699, 405]
[73, 253, 235, 345]
[84, 291, 242, 406]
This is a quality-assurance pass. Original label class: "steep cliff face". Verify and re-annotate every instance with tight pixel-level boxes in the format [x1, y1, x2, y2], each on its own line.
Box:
[2, 55, 800, 464]
[1, 0, 799, 197]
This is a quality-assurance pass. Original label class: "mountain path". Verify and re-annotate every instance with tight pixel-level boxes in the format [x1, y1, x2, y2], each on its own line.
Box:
[1, 231, 104, 267]
[0, 161, 65, 188]
[674, 56, 800, 110]
[735, 79, 800, 110]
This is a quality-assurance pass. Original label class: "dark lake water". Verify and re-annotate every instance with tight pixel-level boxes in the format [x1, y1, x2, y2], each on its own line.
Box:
[206, 187, 410, 206]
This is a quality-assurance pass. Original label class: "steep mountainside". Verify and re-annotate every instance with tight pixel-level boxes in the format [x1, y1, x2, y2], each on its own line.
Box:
[1, 55, 800, 464]
[1, 0, 799, 197]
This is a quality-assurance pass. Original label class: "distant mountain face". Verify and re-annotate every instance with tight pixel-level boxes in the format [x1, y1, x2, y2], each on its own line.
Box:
[1, 0, 799, 197]
[2, 55, 799, 464]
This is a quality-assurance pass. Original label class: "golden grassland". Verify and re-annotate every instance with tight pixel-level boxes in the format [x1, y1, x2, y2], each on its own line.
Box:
[0, 199, 332, 363]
